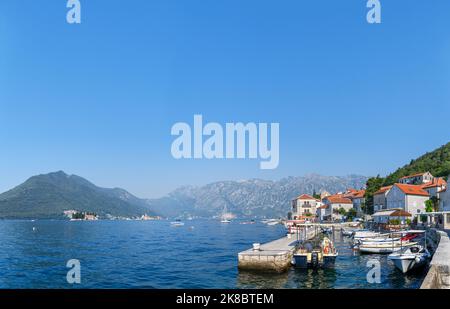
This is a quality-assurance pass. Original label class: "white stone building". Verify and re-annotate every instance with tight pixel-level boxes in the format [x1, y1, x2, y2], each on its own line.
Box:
[373, 185, 392, 212]
[421, 177, 447, 200]
[440, 188, 450, 211]
[323, 196, 353, 221]
[386, 183, 430, 217]
[349, 190, 365, 216]
[398, 172, 434, 185]
[291, 194, 319, 220]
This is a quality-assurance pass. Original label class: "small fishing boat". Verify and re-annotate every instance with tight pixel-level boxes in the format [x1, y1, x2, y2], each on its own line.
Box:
[358, 241, 418, 254]
[388, 244, 431, 273]
[170, 220, 185, 227]
[264, 219, 281, 226]
[240, 220, 256, 225]
[293, 237, 338, 268]
[321, 227, 332, 234]
[220, 205, 233, 223]
[353, 231, 385, 239]
[356, 236, 401, 243]
[354, 232, 417, 246]
[341, 228, 355, 237]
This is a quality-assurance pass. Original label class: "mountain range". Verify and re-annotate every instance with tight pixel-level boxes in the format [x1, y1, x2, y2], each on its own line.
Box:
[0, 172, 367, 219]
[2, 142, 448, 219]
[145, 174, 367, 218]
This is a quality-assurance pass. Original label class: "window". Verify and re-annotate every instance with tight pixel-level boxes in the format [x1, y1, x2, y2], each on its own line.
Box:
[447, 214, 450, 224]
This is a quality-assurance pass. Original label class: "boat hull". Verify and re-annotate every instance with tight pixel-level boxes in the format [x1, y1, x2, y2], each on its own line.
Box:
[389, 253, 430, 273]
[359, 242, 417, 254]
[293, 253, 337, 268]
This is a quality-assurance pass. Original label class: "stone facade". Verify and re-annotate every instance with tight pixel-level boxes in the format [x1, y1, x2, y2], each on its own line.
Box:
[291, 194, 319, 220]
[399, 172, 433, 185]
[386, 184, 429, 217]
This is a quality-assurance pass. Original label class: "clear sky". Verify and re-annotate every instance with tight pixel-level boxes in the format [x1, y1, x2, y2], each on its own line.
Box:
[0, 0, 449, 198]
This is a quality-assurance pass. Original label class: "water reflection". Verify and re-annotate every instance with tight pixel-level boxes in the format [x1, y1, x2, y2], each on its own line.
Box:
[237, 230, 427, 289]
[237, 271, 289, 289]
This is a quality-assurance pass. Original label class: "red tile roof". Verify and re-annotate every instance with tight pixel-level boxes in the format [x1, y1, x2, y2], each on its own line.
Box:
[399, 172, 428, 179]
[326, 196, 353, 204]
[394, 183, 430, 197]
[352, 190, 365, 198]
[294, 194, 315, 200]
[421, 178, 447, 189]
[317, 205, 328, 209]
[374, 185, 393, 195]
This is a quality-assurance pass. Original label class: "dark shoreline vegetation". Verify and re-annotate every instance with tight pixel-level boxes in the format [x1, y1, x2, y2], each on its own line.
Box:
[363, 142, 450, 213]
[0, 142, 448, 220]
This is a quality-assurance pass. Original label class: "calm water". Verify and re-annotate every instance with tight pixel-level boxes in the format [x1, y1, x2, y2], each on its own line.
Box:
[0, 220, 426, 289]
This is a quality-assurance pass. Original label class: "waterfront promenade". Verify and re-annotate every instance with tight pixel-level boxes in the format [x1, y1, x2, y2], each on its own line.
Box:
[421, 229, 450, 289]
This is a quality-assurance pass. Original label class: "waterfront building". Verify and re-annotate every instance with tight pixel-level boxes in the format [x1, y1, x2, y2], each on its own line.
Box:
[320, 191, 331, 199]
[84, 213, 98, 220]
[316, 205, 327, 221]
[322, 195, 353, 221]
[398, 171, 434, 185]
[440, 186, 450, 211]
[385, 183, 430, 218]
[420, 177, 447, 200]
[373, 185, 393, 212]
[349, 189, 365, 216]
[291, 194, 319, 220]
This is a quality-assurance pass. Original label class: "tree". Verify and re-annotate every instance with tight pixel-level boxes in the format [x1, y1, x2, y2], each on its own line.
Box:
[312, 189, 321, 200]
[347, 208, 357, 220]
[338, 208, 347, 215]
[383, 142, 450, 185]
[425, 200, 434, 213]
[430, 196, 439, 212]
[364, 175, 385, 214]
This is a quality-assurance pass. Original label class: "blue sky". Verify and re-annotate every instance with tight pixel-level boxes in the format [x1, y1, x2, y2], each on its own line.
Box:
[0, 0, 449, 198]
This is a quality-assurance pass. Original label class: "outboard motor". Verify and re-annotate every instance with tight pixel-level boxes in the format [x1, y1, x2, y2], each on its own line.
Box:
[311, 252, 319, 268]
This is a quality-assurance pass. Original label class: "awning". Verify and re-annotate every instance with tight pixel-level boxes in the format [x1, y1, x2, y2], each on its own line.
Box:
[372, 209, 412, 217]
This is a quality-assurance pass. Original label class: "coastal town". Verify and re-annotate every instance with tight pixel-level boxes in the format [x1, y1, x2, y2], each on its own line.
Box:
[238, 171, 450, 289]
[289, 171, 449, 229]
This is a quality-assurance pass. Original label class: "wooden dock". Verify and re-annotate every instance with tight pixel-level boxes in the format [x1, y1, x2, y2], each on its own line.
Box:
[238, 227, 317, 272]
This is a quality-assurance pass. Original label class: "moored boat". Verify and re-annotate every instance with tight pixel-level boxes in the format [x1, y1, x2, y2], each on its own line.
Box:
[170, 220, 185, 227]
[358, 241, 417, 254]
[293, 237, 338, 268]
[388, 244, 431, 273]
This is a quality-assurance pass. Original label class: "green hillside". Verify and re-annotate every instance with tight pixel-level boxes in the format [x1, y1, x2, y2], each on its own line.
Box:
[0, 171, 155, 219]
[364, 142, 450, 213]
[383, 142, 450, 185]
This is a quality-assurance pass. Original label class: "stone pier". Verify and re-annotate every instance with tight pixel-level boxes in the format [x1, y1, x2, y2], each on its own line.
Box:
[238, 227, 317, 273]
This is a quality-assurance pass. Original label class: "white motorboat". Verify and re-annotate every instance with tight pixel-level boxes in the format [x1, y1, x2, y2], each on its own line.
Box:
[353, 231, 385, 239]
[356, 237, 401, 243]
[170, 220, 185, 227]
[359, 241, 417, 254]
[220, 205, 233, 223]
[266, 219, 281, 226]
[341, 229, 354, 237]
[341, 227, 366, 237]
[388, 244, 431, 273]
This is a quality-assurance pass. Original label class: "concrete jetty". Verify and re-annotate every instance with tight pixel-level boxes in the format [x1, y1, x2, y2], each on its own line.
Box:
[238, 227, 317, 273]
[421, 230, 450, 289]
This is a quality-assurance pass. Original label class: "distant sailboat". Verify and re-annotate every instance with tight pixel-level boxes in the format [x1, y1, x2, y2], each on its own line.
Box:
[220, 205, 232, 223]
